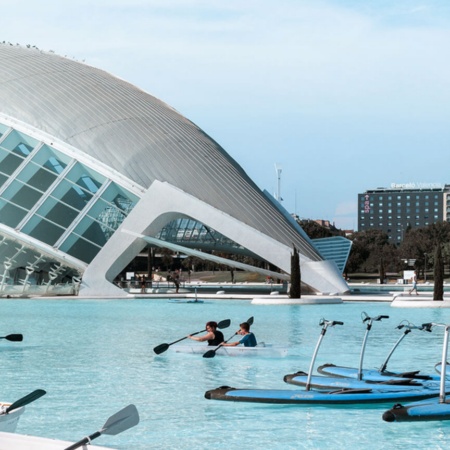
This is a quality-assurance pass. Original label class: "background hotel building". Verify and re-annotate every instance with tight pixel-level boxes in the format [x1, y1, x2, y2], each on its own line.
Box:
[0, 44, 350, 297]
[358, 183, 450, 243]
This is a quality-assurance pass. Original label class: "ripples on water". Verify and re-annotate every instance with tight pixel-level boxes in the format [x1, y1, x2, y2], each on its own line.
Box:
[0, 298, 449, 449]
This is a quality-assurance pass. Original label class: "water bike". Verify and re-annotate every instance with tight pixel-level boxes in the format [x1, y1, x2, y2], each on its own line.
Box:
[205, 319, 447, 405]
[383, 323, 450, 422]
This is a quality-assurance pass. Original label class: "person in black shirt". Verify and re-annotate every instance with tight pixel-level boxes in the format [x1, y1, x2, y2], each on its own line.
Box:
[188, 321, 224, 346]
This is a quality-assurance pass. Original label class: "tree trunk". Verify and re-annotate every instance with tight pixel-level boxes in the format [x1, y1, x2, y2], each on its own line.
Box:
[434, 244, 444, 301]
[379, 257, 385, 285]
[289, 245, 301, 299]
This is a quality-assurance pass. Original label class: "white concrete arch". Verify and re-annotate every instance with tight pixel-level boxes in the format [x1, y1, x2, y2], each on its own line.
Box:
[81, 181, 349, 297]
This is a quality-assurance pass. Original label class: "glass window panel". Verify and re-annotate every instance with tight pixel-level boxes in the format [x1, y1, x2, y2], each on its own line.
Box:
[35, 197, 80, 228]
[22, 215, 65, 245]
[66, 163, 105, 195]
[86, 198, 125, 236]
[1, 130, 37, 156]
[31, 145, 70, 174]
[101, 183, 139, 212]
[1, 181, 43, 209]
[0, 200, 28, 227]
[73, 216, 107, 247]
[60, 234, 100, 264]
[0, 147, 24, 175]
[50, 179, 93, 211]
[0, 173, 7, 187]
[16, 163, 57, 192]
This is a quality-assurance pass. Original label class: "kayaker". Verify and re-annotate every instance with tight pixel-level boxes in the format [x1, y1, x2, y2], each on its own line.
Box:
[221, 322, 257, 347]
[188, 321, 224, 346]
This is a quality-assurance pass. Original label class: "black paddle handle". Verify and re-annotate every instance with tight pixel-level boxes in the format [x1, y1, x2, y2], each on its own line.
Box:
[64, 431, 101, 450]
[169, 329, 204, 346]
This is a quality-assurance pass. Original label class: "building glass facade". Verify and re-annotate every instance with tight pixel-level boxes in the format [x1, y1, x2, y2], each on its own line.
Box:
[0, 125, 140, 267]
[358, 184, 449, 243]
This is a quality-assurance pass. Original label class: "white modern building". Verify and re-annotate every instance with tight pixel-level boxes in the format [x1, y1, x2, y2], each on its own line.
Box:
[0, 44, 350, 297]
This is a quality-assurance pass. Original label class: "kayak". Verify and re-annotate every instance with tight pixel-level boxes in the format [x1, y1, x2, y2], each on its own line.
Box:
[0, 432, 114, 449]
[283, 371, 442, 391]
[204, 385, 446, 405]
[0, 404, 24, 433]
[382, 322, 450, 422]
[171, 343, 288, 357]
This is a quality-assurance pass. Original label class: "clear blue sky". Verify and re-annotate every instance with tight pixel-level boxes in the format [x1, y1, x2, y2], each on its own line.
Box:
[3, 0, 450, 230]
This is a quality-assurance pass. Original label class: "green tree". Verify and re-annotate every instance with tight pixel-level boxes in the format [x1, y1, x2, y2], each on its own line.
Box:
[345, 229, 398, 278]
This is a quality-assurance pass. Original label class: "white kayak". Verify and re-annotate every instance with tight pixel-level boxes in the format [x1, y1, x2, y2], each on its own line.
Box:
[0, 432, 114, 449]
[171, 343, 288, 357]
[0, 403, 24, 433]
[0, 404, 140, 450]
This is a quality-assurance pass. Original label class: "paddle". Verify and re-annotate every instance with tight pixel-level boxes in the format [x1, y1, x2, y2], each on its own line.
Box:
[64, 404, 140, 450]
[203, 316, 254, 359]
[0, 334, 23, 342]
[3, 389, 46, 414]
[153, 319, 231, 354]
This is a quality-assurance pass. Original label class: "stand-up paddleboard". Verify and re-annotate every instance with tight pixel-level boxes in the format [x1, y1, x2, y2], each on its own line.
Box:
[318, 318, 436, 381]
[168, 299, 205, 304]
[383, 322, 450, 422]
[205, 385, 446, 405]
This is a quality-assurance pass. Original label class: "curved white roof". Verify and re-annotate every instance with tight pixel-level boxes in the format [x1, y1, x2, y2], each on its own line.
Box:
[0, 44, 322, 261]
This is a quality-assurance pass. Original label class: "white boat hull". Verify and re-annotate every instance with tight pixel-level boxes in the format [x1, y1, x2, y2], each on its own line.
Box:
[0, 432, 114, 449]
[0, 404, 25, 433]
[171, 343, 288, 357]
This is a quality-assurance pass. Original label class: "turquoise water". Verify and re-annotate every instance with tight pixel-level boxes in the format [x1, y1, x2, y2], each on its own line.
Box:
[0, 298, 449, 449]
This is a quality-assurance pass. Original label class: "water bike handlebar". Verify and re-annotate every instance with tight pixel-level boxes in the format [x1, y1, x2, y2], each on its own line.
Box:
[422, 322, 450, 332]
[396, 320, 424, 331]
[361, 312, 389, 323]
[319, 319, 344, 328]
